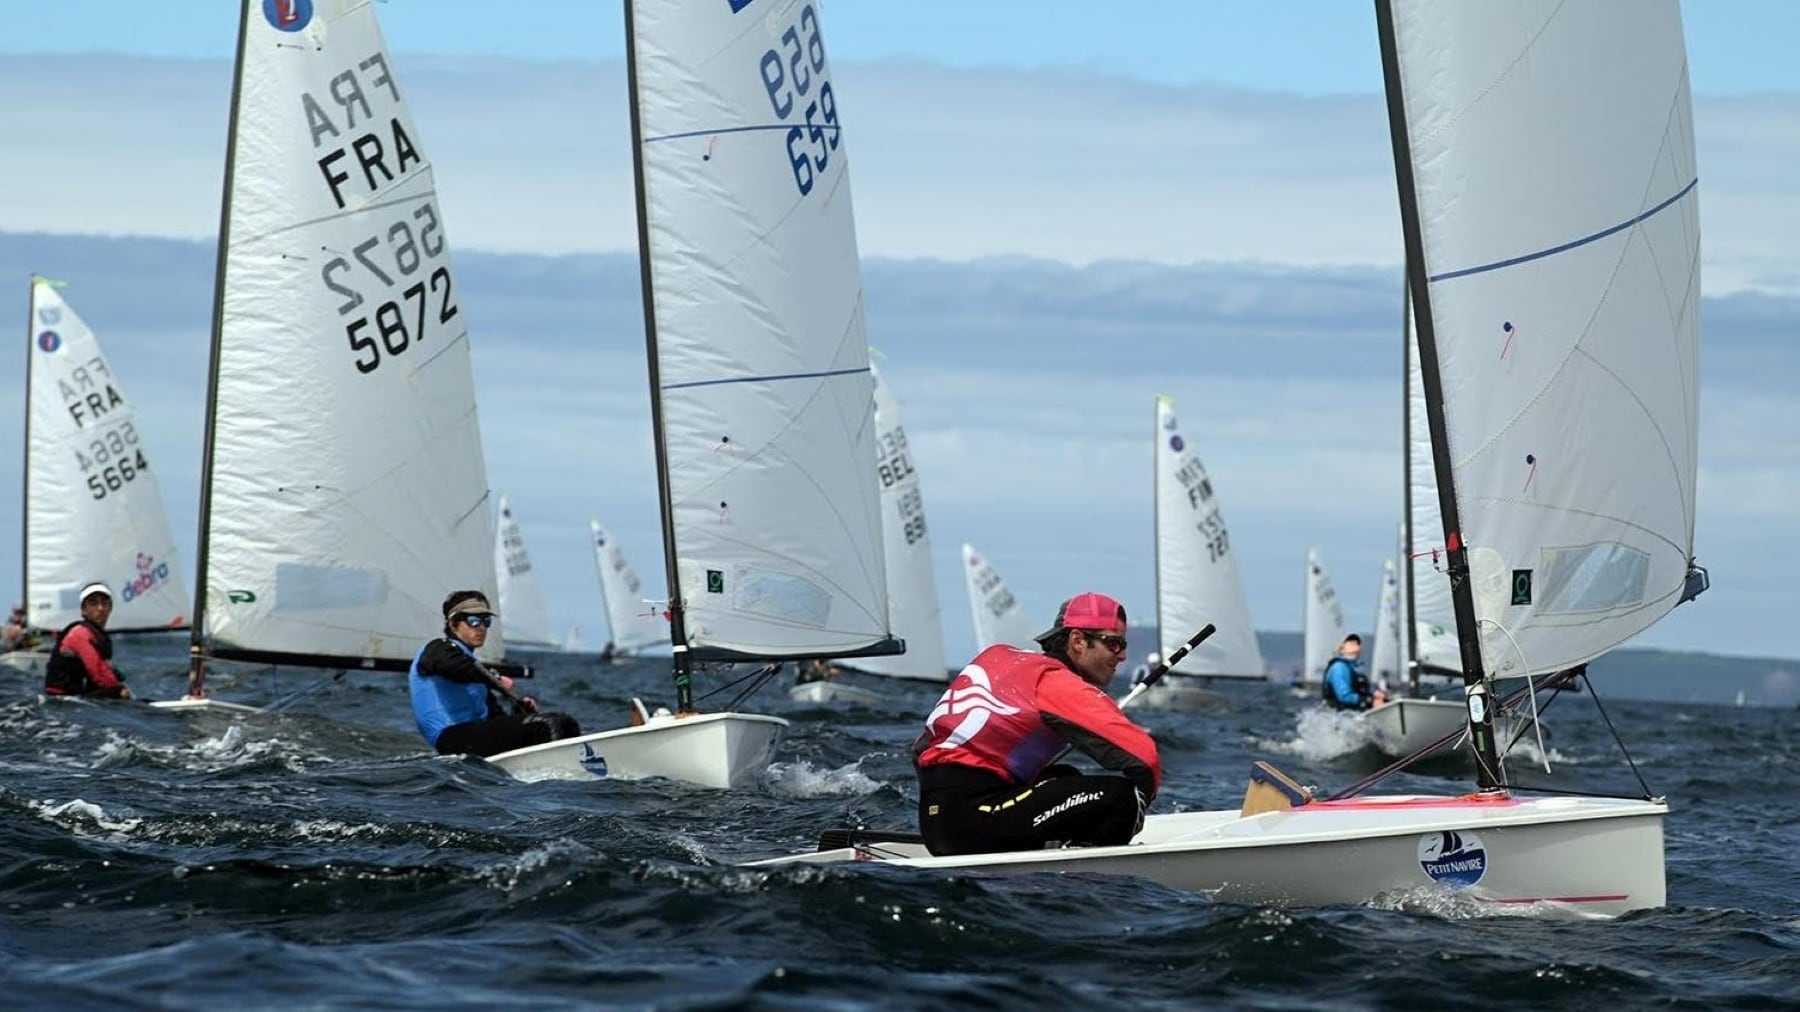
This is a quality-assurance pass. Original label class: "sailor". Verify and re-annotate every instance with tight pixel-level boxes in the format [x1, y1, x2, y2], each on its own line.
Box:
[43, 583, 131, 699]
[1321, 634, 1379, 710]
[913, 592, 1160, 856]
[409, 590, 582, 757]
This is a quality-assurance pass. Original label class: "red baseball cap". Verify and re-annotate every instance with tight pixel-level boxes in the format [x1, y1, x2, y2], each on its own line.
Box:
[1034, 592, 1126, 644]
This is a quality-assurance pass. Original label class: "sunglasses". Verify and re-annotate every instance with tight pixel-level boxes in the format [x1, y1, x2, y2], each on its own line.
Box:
[455, 613, 496, 629]
[1081, 630, 1128, 652]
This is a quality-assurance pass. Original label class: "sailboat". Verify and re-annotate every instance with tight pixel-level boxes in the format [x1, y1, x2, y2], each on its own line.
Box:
[493, 495, 556, 649]
[960, 543, 1037, 652]
[1369, 559, 1402, 690]
[1142, 395, 1264, 711]
[754, 0, 1702, 915]
[171, 0, 520, 712]
[1298, 547, 1346, 691]
[561, 621, 584, 654]
[1357, 311, 1481, 757]
[587, 519, 665, 660]
[487, 0, 900, 788]
[790, 363, 948, 704]
[7, 278, 190, 673]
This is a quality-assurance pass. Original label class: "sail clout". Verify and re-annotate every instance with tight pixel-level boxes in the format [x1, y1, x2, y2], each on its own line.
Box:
[588, 519, 664, 656]
[1390, 0, 1702, 676]
[631, 0, 893, 661]
[1404, 312, 1461, 677]
[493, 495, 555, 648]
[25, 279, 189, 632]
[847, 364, 946, 681]
[961, 543, 1037, 652]
[1153, 395, 1263, 678]
[197, 0, 503, 667]
[1300, 548, 1345, 685]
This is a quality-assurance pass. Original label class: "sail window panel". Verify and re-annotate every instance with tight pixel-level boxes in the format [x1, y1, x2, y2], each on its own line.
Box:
[730, 566, 834, 629]
[273, 563, 391, 612]
[1536, 543, 1650, 615]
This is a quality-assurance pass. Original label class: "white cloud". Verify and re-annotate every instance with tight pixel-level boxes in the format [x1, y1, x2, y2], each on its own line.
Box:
[3, 56, 1798, 295]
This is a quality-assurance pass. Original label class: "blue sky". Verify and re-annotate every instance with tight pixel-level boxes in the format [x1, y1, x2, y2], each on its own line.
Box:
[5, 1, 1798, 95]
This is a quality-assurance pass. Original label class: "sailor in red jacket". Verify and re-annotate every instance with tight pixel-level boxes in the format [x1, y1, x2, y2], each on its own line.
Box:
[44, 582, 132, 700]
[913, 592, 1160, 855]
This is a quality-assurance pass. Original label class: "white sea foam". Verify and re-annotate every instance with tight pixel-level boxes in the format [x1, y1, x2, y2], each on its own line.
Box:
[763, 759, 884, 799]
[1252, 707, 1374, 763]
[32, 797, 143, 838]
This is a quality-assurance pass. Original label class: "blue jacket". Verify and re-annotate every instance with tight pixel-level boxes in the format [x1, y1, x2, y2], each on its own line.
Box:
[1322, 656, 1372, 710]
[409, 637, 493, 746]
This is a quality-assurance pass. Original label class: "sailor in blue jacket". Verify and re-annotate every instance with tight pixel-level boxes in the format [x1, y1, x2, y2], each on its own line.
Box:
[410, 590, 581, 756]
[1321, 634, 1378, 710]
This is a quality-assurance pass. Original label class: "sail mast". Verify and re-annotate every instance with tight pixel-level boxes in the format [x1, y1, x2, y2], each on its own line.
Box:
[20, 278, 34, 615]
[185, 2, 251, 697]
[1375, 0, 1502, 785]
[623, 0, 694, 712]
[1399, 281, 1423, 696]
[1151, 398, 1163, 662]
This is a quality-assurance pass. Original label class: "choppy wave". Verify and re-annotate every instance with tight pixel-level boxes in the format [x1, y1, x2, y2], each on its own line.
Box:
[1, 644, 1795, 1007]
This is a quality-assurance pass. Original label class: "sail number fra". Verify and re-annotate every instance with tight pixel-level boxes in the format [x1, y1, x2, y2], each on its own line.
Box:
[320, 201, 462, 375]
[756, 5, 840, 197]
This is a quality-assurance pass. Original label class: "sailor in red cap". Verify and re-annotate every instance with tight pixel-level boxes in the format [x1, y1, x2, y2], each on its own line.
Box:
[912, 592, 1160, 855]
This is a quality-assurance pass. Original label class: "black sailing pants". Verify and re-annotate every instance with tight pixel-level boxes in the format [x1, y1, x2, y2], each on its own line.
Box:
[918, 763, 1142, 857]
[435, 712, 582, 758]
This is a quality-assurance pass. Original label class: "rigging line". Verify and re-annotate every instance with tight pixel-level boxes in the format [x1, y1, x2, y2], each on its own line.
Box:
[1429, 178, 1697, 283]
[240, 177, 440, 245]
[644, 122, 838, 145]
[1479, 617, 1552, 774]
[662, 365, 869, 391]
[1579, 667, 1655, 800]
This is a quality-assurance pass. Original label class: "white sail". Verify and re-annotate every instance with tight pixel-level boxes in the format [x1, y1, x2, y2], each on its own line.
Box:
[846, 364, 946, 681]
[199, 0, 503, 665]
[493, 495, 555, 647]
[1405, 312, 1461, 676]
[1153, 396, 1263, 678]
[1391, 1, 1701, 677]
[1300, 548, 1346, 686]
[24, 279, 189, 632]
[1369, 559, 1402, 690]
[588, 519, 665, 655]
[562, 622, 584, 654]
[961, 544, 1037, 652]
[631, 0, 891, 659]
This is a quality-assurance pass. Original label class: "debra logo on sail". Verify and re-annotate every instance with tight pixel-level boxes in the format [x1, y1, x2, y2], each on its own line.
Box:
[119, 552, 171, 603]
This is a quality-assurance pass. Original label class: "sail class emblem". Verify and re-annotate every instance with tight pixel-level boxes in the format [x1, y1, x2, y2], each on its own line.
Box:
[37, 307, 60, 326]
[1417, 830, 1488, 887]
[36, 331, 61, 353]
[263, 0, 314, 31]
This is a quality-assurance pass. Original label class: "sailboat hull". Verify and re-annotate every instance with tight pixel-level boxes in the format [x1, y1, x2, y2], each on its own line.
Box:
[485, 712, 787, 790]
[750, 794, 1666, 917]
[1135, 677, 1233, 714]
[1363, 697, 1469, 758]
[1, 649, 49, 675]
[786, 680, 887, 707]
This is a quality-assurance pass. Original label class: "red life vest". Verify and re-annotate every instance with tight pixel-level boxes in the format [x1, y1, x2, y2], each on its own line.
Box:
[914, 645, 1161, 798]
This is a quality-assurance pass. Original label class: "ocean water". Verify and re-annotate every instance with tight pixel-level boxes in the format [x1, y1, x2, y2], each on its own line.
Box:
[3, 635, 1796, 1010]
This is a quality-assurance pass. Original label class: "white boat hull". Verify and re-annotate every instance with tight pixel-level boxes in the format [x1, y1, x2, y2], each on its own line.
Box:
[1363, 697, 1469, 758]
[485, 712, 787, 790]
[1, 649, 49, 674]
[750, 793, 1666, 917]
[1136, 677, 1232, 713]
[786, 680, 887, 706]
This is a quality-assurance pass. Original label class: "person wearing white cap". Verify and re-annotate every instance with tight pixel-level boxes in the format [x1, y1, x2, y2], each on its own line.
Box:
[44, 583, 131, 700]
